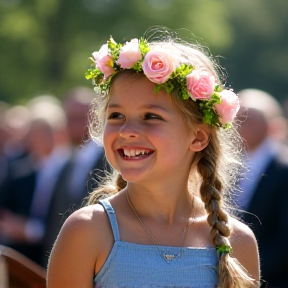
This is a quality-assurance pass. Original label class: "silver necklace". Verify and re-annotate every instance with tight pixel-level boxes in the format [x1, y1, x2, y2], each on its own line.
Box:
[126, 189, 194, 262]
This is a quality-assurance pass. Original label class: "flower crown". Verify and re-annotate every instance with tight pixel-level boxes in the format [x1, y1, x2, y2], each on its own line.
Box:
[85, 37, 240, 128]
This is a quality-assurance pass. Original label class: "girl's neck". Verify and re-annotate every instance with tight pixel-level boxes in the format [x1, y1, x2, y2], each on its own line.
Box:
[125, 183, 194, 225]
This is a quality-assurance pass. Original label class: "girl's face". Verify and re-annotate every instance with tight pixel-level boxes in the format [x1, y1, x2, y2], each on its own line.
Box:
[103, 74, 198, 184]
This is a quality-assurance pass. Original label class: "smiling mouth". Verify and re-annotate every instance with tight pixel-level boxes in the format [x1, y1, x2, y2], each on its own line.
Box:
[117, 148, 154, 159]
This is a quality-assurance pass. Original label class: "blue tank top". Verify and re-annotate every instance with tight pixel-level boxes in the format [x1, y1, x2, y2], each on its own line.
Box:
[94, 199, 218, 288]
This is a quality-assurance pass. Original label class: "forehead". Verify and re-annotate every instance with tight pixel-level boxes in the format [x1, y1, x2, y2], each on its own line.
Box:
[108, 74, 175, 109]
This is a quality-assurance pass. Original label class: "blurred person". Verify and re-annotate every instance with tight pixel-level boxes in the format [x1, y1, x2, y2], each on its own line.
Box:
[0, 105, 32, 183]
[237, 89, 288, 287]
[43, 87, 108, 265]
[0, 95, 70, 265]
[0, 105, 33, 218]
[0, 101, 11, 187]
[28, 95, 71, 150]
[1, 105, 31, 156]
[0, 105, 34, 202]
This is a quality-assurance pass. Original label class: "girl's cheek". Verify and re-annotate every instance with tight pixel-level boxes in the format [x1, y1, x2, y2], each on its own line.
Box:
[103, 124, 116, 141]
[103, 126, 117, 157]
[103, 129, 111, 149]
[103, 136, 115, 168]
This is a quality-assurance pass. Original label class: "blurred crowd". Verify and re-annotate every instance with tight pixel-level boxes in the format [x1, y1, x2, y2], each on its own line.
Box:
[0, 87, 287, 286]
[236, 89, 288, 287]
[0, 86, 108, 267]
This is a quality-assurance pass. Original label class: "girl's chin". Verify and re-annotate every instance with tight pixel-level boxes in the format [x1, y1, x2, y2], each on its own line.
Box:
[117, 170, 150, 184]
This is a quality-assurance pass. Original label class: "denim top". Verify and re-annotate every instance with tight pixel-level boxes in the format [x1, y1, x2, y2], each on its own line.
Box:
[94, 199, 218, 288]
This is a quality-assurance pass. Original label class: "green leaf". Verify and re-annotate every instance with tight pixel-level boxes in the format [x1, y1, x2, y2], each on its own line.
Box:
[108, 36, 122, 61]
[132, 38, 150, 72]
[85, 68, 102, 80]
[139, 37, 150, 56]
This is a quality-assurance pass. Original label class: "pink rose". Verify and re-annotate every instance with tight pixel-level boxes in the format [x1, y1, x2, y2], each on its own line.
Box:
[117, 38, 142, 69]
[186, 70, 215, 100]
[92, 44, 115, 79]
[214, 89, 240, 124]
[142, 50, 178, 84]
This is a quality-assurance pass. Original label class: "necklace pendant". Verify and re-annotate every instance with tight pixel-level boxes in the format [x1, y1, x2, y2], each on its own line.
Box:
[163, 254, 175, 261]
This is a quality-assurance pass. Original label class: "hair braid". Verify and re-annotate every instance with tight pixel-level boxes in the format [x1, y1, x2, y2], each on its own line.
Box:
[197, 135, 231, 244]
[197, 134, 257, 288]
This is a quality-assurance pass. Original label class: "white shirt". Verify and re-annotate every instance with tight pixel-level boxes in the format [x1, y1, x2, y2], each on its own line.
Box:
[68, 140, 103, 202]
[26, 146, 71, 242]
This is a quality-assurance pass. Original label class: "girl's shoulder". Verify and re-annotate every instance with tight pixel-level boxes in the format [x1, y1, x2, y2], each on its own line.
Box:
[51, 203, 114, 261]
[66, 203, 106, 223]
[47, 203, 115, 287]
[64, 192, 125, 233]
[61, 203, 111, 242]
[229, 216, 255, 235]
[228, 216, 260, 280]
[229, 216, 258, 249]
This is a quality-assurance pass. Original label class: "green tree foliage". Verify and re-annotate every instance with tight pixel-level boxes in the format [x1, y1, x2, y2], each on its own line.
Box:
[0, 0, 232, 103]
[0, 0, 287, 104]
[222, 0, 288, 101]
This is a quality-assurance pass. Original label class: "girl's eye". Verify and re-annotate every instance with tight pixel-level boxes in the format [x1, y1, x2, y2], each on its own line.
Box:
[107, 112, 125, 120]
[144, 113, 163, 120]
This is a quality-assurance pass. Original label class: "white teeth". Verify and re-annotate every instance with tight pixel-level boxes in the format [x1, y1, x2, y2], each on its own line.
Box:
[123, 149, 148, 157]
[123, 149, 131, 157]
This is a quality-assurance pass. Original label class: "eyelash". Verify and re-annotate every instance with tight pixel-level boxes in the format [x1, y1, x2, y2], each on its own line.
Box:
[107, 112, 163, 121]
[107, 112, 124, 119]
[143, 113, 162, 120]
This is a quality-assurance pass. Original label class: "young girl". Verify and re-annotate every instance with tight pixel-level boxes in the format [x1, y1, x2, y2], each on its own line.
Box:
[47, 28, 263, 287]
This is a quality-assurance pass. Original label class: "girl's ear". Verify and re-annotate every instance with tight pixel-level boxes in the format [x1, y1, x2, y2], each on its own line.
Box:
[190, 128, 210, 152]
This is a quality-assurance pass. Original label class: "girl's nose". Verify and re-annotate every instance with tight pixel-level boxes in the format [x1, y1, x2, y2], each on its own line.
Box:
[119, 123, 140, 139]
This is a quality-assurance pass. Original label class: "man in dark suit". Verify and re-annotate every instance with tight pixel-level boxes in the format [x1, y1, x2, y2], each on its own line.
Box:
[0, 149, 37, 254]
[0, 97, 69, 265]
[237, 89, 288, 287]
[43, 87, 109, 266]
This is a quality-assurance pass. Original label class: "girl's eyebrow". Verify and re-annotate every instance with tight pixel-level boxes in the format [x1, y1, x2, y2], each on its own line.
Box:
[107, 103, 169, 113]
[107, 103, 121, 109]
[144, 105, 169, 113]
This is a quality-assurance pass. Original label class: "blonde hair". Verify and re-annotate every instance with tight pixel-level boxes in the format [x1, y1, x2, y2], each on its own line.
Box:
[87, 29, 257, 287]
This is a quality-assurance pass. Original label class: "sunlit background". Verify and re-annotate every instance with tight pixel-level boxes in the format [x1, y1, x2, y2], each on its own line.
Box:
[0, 0, 287, 107]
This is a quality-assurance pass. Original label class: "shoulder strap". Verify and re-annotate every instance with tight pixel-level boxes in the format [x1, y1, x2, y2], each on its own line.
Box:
[98, 199, 120, 241]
